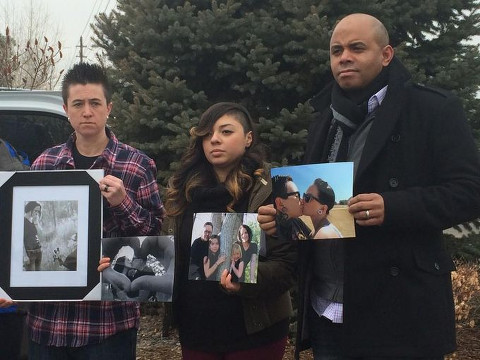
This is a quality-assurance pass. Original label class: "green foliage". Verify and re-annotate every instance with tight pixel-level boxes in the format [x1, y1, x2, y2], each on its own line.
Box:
[445, 232, 480, 262]
[92, 0, 480, 184]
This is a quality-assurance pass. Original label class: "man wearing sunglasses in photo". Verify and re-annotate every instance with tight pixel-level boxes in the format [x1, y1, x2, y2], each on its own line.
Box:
[272, 175, 311, 241]
[259, 12, 480, 360]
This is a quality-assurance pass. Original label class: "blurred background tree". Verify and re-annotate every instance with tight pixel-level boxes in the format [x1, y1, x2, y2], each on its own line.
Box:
[92, 0, 480, 185]
[0, 2, 64, 89]
[0, 27, 63, 89]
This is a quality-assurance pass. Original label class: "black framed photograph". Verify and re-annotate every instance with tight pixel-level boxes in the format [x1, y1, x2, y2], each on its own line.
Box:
[101, 235, 174, 302]
[0, 170, 103, 301]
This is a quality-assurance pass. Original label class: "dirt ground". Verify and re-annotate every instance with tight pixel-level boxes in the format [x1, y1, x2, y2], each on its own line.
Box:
[136, 308, 480, 360]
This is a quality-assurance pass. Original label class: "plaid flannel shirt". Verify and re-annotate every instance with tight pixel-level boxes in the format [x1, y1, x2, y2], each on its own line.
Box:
[27, 128, 165, 347]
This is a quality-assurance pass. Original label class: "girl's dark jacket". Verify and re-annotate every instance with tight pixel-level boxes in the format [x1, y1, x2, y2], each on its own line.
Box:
[164, 163, 296, 339]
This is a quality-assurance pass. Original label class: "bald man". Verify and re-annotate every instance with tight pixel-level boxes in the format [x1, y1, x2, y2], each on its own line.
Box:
[259, 13, 480, 359]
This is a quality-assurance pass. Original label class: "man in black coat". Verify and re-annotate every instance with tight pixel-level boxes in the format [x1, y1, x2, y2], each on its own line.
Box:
[259, 13, 480, 359]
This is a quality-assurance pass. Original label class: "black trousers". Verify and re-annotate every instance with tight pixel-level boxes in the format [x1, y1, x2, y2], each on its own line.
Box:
[308, 305, 444, 360]
[0, 312, 27, 360]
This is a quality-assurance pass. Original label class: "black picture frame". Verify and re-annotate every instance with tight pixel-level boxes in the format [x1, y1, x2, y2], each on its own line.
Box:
[0, 170, 102, 301]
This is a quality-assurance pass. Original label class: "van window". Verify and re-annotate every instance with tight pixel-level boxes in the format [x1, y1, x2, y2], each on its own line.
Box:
[0, 111, 72, 163]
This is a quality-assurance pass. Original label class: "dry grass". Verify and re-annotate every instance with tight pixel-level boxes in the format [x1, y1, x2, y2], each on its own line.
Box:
[451, 262, 480, 328]
[446, 262, 480, 360]
[327, 205, 356, 238]
[297, 204, 355, 239]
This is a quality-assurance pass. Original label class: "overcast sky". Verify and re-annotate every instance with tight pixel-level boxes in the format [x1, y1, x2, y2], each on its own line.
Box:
[1, 0, 117, 71]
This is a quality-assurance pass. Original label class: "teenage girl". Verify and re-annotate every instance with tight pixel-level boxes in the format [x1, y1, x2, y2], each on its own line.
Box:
[164, 102, 296, 359]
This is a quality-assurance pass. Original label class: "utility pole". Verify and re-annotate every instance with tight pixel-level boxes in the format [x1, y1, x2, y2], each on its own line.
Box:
[77, 36, 85, 63]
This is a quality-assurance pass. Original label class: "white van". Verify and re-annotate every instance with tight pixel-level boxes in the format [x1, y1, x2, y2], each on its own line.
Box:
[0, 90, 72, 164]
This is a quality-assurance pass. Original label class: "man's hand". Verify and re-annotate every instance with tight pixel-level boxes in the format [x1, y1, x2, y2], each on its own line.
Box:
[257, 204, 277, 235]
[348, 193, 385, 226]
[131, 274, 174, 294]
[99, 175, 127, 207]
[102, 266, 132, 292]
[220, 269, 240, 293]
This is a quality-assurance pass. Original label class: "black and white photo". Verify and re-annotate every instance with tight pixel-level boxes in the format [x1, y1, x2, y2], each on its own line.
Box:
[101, 236, 174, 302]
[0, 170, 103, 301]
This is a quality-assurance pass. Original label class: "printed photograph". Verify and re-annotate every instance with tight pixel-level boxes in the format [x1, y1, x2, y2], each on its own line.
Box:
[0, 170, 103, 301]
[101, 236, 174, 302]
[23, 200, 79, 272]
[9, 183, 93, 290]
[271, 162, 355, 240]
[189, 213, 262, 284]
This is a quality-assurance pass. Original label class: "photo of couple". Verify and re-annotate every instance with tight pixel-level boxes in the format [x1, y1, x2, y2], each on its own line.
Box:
[271, 162, 355, 240]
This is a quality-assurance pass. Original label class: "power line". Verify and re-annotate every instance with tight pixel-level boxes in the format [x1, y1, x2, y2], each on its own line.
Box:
[82, 0, 106, 43]
[103, 0, 112, 14]
[68, 0, 114, 68]
[80, 0, 101, 40]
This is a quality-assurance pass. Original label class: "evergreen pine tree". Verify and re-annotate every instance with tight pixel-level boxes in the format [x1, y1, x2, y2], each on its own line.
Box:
[93, 0, 480, 184]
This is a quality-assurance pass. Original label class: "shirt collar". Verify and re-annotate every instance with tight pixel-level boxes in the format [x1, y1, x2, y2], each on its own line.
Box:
[367, 85, 388, 114]
[64, 127, 118, 168]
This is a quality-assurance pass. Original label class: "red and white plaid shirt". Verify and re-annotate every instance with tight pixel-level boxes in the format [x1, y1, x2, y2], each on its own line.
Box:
[27, 128, 165, 347]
